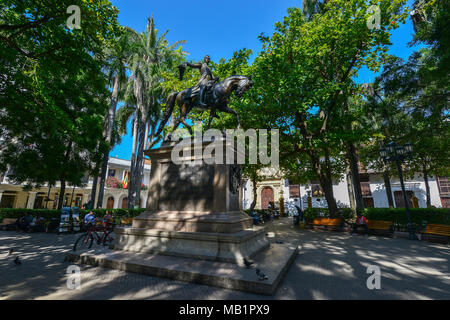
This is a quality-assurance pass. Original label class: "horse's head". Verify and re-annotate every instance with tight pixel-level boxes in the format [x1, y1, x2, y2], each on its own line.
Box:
[234, 75, 254, 98]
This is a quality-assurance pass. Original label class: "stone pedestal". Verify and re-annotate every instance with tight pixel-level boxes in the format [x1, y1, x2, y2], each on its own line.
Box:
[113, 137, 269, 263]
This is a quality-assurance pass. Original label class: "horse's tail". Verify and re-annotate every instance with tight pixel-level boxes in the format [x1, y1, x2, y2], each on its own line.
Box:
[155, 91, 178, 139]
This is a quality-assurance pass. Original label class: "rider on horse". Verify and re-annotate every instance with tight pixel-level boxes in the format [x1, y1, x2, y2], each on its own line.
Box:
[180, 55, 218, 107]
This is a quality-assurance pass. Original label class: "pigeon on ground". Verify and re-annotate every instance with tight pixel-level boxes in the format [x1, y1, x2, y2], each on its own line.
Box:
[256, 268, 268, 281]
[243, 258, 254, 269]
[14, 256, 21, 265]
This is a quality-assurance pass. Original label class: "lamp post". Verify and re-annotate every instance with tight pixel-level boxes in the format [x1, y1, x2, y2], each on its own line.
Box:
[380, 141, 417, 240]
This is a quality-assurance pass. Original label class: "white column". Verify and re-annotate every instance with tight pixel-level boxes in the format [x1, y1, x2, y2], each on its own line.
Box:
[0, 190, 4, 205]
[114, 194, 121, 209]
[26, 191, 37, 209]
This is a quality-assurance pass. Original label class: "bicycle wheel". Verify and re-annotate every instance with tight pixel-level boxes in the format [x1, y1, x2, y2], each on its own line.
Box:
[102, 230, 114, 246]
[73, 232, 93, 251]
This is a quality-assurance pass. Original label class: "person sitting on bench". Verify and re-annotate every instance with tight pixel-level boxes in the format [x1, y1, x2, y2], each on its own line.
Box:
[18, 212, 34, 232]
[352, 213, 368, 236]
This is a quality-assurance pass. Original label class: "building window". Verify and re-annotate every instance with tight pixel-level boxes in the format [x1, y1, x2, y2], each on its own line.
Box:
[360, 182, 372, 196]
[75, 194, 83, 207]
[310, 181, 323, 197]
[437, 177, 450, 195]
[64, 194, 71, 207]
[108, 169, 116, 177]
[34, 193, 47, 209]
[289, 185, 300, 198]
[363, 197, 374, 208]
[441, 198, 450, 208]
[0, 194, 16, 208]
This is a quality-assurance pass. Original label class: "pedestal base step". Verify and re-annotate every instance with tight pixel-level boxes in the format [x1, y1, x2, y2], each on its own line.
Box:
[65, 243, 298, 296]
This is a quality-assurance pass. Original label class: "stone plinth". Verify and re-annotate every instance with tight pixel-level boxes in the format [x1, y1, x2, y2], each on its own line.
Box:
[113, 137, 269, 263]
[65, 242, 298, 296]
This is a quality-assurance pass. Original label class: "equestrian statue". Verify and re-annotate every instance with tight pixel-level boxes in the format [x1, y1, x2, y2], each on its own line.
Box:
[155, 54, 253, 140]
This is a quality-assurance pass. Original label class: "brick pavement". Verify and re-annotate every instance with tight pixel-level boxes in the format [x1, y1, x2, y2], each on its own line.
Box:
[0, 218, 448, 300]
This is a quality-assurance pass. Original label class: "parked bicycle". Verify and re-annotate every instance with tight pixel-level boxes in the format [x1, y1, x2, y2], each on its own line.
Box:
[73, 219, 114, 251]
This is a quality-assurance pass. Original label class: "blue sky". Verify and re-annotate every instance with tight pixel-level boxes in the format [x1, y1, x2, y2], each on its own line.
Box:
[109, 0, 422, 160]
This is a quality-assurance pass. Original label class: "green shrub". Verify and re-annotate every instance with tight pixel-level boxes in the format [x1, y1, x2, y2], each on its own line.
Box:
[303, 207, 354, 221]
[362, 207, 450, 225]
[0, 208, 146, 222]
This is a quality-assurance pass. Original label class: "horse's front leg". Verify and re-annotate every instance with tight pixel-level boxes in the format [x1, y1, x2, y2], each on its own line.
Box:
[222, 106, 240, 129]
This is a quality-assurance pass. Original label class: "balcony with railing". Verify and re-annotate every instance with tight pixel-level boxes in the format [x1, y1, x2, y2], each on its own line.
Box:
[360, 182, 372, 196]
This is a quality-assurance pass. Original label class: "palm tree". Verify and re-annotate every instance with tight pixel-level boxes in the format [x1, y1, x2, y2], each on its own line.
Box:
[96, 28, 131, 208]
[122, 16, 185, 208]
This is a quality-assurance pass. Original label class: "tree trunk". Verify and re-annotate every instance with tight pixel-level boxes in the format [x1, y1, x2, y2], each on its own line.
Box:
[127, 113, 139, 208]
[128, 114, 144, 208]
[97, 75, 120, 209]
[90, 175, 98, 209]
[347, 142, 364, 210]
[250, 175, 258, 211]
[310, 149, 338, 217]
[96, 151, 109, 208]
[346, 163, 356, 211]
[129, 117, 146, 208]
[319, 175, 338, 217]
[57, 178, 66, 210]
[382, 170, 394, 208]
[45, 185, 52, 209]
[57, 143, 72, 210]
[423, 163, 431, 207]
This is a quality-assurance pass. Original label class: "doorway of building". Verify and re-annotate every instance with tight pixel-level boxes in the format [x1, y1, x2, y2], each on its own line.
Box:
[106, 196, 114, 209]
[121, 197, 128, 209]
[394, 191, 414, 208]
[261, 187, 274, 209]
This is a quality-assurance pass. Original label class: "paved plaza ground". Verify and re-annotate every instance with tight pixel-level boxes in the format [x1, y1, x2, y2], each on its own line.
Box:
[0, 218, 449, 300]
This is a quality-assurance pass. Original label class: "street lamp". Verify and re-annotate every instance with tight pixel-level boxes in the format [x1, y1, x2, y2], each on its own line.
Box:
[380, 141, 417, 240]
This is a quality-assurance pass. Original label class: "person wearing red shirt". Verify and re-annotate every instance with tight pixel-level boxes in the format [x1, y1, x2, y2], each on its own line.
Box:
[352, 213, 368, 236]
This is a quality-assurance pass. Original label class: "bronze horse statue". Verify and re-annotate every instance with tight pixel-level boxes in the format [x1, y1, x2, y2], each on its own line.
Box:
[155, 75, 253, 139]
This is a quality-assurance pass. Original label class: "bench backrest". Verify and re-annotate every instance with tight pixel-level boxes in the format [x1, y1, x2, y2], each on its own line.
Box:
[0, 218, 17, 225]
[312, 218, 342, 226]
[367, 220, 392, 230]
[425, 224, 450, 236]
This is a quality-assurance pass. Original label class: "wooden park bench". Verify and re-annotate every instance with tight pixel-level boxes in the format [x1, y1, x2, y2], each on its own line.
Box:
[367, 220, 393, 236]
[421, 224, 450, 244]
[0, 218, 18, 231]
[120, 217, 133, 225]
[310, 218, 343, 231]
[352, 220, 393, 236]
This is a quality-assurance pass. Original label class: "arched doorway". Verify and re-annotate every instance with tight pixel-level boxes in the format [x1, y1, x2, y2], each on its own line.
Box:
[121, 197, 128, 209]
[261, 187, 274, 209]
[106, 196, 114, 209]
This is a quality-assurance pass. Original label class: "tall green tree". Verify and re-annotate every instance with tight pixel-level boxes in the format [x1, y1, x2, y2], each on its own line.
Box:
[96, 27, 131, 208]
[250, 0, 408, 216]
[122, 16, 185, 208]
[0, 0, 120, 209]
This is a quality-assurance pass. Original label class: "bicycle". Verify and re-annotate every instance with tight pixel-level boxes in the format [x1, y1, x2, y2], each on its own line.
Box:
[73, 220, 114, 251]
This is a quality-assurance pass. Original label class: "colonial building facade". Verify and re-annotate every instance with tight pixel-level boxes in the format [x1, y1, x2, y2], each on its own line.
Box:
[241, 168, 449, 214]
[0, 157, 151, 209]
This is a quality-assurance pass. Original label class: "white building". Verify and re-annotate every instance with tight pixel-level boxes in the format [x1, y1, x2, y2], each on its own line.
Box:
[0, 157, 151, 209]
[241, 167, 449, 213]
